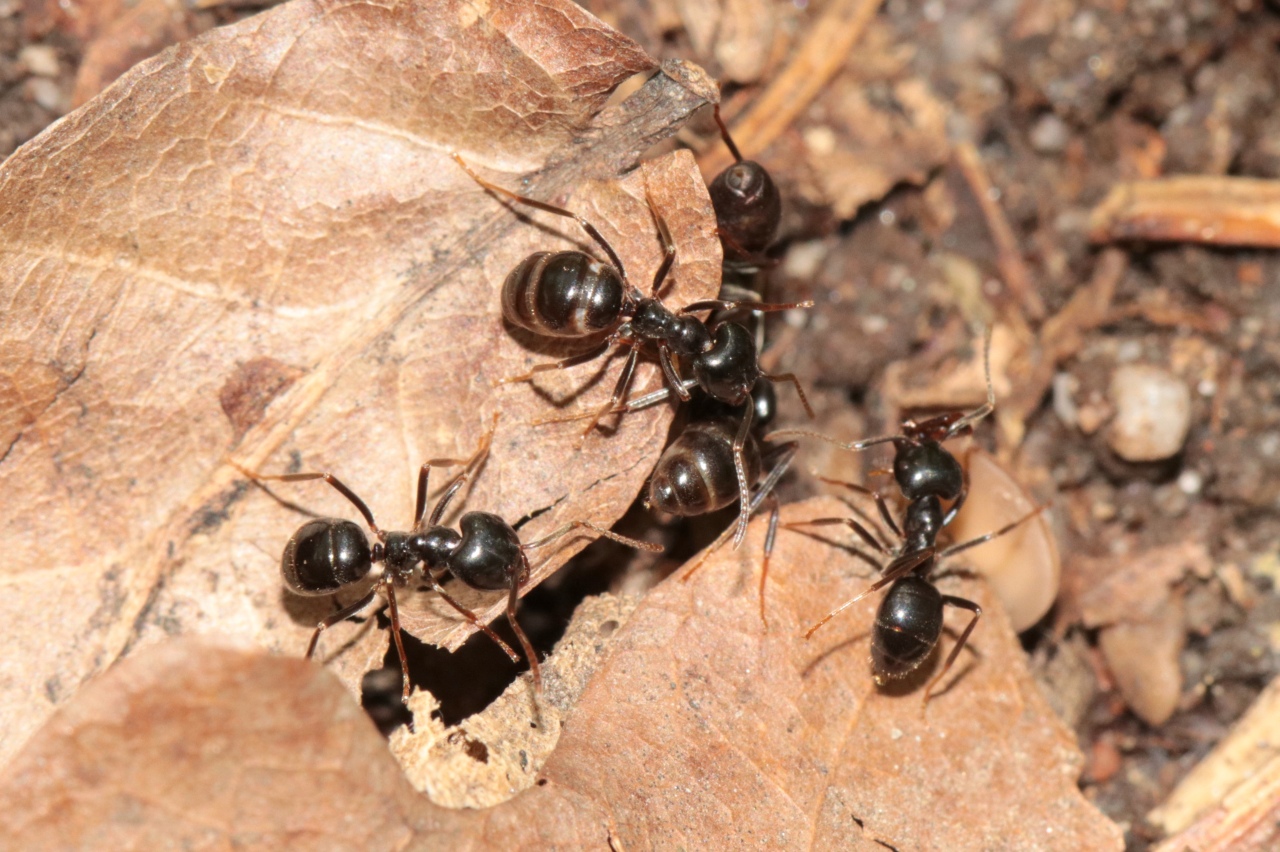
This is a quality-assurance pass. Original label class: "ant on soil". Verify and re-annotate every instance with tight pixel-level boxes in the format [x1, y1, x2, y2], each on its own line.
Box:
[773, 333, 1046, 704]
[450, 152, 812, 445]
[235, 419, 661, 701]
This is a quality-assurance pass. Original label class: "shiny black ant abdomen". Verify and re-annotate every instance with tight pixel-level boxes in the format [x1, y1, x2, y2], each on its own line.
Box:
[647, 417, 762, 518]
[237, 423, 661, 700]
[283, 518, 370, 595]
[708, 104, 781, 264]
[501, 251, 625, 338]
[871, 574, 946, 679]
[628, 381, 798, 622]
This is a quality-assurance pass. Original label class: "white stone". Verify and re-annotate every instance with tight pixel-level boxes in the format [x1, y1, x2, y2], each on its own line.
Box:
[1107, 364, 1192, 462]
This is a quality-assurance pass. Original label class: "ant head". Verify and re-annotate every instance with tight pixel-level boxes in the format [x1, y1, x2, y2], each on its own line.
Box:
[282, 518, 374, 596]
[893, 440, 964, 502]
[446, 512, 523, 591]
[692, 322, 759, 405]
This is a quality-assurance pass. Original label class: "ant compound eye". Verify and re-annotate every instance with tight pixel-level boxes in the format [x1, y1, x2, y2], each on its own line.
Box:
[282, 518, 372, 595]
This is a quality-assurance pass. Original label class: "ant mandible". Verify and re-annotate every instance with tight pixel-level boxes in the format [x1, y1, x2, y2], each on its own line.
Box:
[237, 420, 661, 700]
[774, 332, 1046, 704]
[450, 153, 811, 444]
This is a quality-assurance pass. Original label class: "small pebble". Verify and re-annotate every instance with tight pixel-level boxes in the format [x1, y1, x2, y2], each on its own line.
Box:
[19, 45, 60, 78]
[1051, 371, 1079, 426]
[25, 77, 66, 113]
[1030, 113, 1070, 153]
[1107, 364, 1192, 462]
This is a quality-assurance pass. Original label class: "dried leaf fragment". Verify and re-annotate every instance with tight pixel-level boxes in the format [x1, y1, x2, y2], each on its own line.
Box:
[0, 0, 716, 769]
[0, 499, 1123, 850]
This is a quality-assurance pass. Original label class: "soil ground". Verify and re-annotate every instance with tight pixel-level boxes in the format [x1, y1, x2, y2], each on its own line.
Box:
[7, 1, 1279, 847]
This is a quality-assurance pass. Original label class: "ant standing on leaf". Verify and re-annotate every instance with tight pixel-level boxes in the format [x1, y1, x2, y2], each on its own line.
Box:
[636, 381, 799, 624]
[772, 332, 1047, 705]
[234, 417, 661, 701]
[449, 152, 813, 451]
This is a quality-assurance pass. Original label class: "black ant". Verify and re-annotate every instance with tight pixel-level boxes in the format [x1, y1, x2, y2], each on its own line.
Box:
[236, 422, 661, 701]
[640, 382, 798, 621]
[707, 103, 781, 268]
[450, 153, 811, 444]
[774, 333, 1046, 703]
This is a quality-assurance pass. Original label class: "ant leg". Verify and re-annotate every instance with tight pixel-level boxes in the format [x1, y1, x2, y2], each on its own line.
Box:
[730, 403, 756, 547]
[644, 192, 677, 297]
[420, 416, 499, 528]
[497, 339, 613, 386]
[941, 504, 1048, 559]
[782, 517, 890, 555]
[762, 371, 815, 419]
[681, 440, 796, 583]
[758, 493, 781, 627]
[234, 464, 383, 537]
[383, 582, 412, 703]
[574, 346, 641, 446]
[420, 573, 520, 662]
[536, 377, 700, 425]
[803, 549, 933, 640]
[511, 554, 542, 691]
[521, 520, 662, 553]
[922, 596, 982, 706]
[306, 588, 379, 659]
[679, 298, 814, 315]
[813, 475, 902, 540]
[762, 429, 900, 454]
[451, 152, 627, 279]
[658, 344, 691, 402]
[943, 327, 996, 440]
[712, 104, 745, 162]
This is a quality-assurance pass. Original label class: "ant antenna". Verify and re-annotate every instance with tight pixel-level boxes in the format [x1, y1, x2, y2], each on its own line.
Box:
[943, 326, 995, 440]
[713, 104, 745, 163]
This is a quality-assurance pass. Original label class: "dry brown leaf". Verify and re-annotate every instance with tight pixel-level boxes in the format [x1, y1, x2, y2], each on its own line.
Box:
[0, 0, 723, 767]
[544, 495, 1118, 849]
[0, 497, 1122, 849]
[950, 447, 1060, 633]
[70, 0, 211, 107]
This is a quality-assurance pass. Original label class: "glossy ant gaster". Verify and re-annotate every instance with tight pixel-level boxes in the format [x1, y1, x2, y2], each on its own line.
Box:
[644, 383, 798, 622]
[708, 104, 781, 266]
[237, 422, 661, 700]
